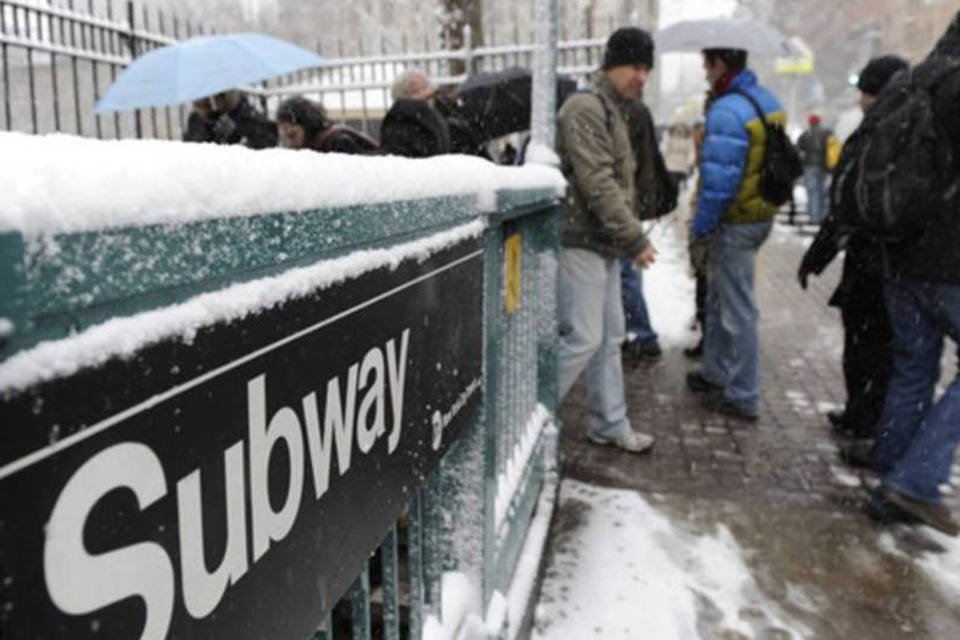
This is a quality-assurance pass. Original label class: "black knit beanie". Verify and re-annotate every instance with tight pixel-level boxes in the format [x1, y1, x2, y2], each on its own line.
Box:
[603, 27, 655, 69]
[857, 55, 909, 95]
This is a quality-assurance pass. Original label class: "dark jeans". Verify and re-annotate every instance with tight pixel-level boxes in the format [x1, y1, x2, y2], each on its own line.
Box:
[839, 279, 893, 437]
[619, 258, 659, 346]
[873, 277, 960, 503]
[695, 273, 707, 329]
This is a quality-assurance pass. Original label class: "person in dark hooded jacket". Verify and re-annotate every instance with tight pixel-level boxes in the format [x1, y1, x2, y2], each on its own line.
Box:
[844, 11, 960, 536]
[797, 55, 908, 440]
[379, 98, 450, 158]
[276, 96, 377, 154]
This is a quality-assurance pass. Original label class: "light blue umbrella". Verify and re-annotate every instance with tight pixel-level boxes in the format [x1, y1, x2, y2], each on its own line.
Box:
[95, 33, 324, 112]
[655, 19, 796, 57]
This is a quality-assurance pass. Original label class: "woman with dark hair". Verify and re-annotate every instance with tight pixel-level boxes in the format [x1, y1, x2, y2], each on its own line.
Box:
[276, 96, 377, 154]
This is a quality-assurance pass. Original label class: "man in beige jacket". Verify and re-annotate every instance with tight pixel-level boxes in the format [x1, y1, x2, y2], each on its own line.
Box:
[555, 27, 658, 453]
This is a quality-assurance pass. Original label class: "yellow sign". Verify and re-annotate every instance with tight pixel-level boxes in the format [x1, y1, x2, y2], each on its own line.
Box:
[775, 55, 815, 75]
[776, 36, 814, 75]
[504, 233, 522, 315]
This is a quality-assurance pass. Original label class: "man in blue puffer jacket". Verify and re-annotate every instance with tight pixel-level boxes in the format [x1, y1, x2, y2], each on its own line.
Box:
[686, 48, 786, 422]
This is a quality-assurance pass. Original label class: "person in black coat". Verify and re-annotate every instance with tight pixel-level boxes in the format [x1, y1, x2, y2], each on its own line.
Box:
[183, 98, 216, 143]
[855, 12, 960, 534]
[379, 98, 450, 158]
[797, 54, 908, 439]
[202, 90, 278, 149]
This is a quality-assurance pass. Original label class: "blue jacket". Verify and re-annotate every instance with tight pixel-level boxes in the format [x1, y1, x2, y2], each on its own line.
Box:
[694, 70, 786, 237]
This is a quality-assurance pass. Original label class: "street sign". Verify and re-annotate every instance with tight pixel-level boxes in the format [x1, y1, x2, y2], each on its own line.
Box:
[0, 237, 484, 640]
[776, 36, 815, 75]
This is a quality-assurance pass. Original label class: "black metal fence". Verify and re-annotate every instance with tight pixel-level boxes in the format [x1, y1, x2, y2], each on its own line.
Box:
[0, 1, 606, 144]
[0, 0, 211, 140]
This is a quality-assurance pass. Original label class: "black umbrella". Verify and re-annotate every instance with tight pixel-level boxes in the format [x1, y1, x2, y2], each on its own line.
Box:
[455, 67, 577, 142]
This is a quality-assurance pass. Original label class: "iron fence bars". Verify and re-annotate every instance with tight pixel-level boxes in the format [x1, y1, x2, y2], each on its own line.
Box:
[1, 3, 9, 129]
[1, 0, 603, 141]
[0, 0, 182, 138]
[124, 0, 139, 137]
[262, 36, 604, 132]
[379, 527, 402, 640]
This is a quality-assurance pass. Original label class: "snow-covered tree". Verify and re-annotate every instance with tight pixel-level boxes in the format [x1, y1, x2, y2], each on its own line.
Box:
[437, 0, 483, 73]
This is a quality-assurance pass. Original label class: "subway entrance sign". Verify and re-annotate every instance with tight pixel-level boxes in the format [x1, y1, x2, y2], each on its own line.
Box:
[0, 237, 483, 639]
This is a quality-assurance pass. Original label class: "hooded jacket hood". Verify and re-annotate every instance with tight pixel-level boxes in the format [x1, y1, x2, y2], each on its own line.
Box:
[379, 99, 450, 158]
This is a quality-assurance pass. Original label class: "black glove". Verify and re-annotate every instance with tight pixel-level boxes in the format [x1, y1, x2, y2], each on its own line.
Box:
[212, 113, 237, 142]
[797, 261, 811, 290]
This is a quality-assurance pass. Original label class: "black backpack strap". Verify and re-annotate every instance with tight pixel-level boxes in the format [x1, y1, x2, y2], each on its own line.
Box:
[575, 89, 614, 134]
[730, 88, 770, 132]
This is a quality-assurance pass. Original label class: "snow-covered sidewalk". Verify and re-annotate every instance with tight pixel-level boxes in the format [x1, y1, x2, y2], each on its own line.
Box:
[534, 478, 960, 640]
[533, 481, 806, 639]
[543, 218, 960, 639]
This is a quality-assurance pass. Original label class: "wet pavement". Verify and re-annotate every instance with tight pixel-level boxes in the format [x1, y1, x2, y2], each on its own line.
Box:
[550, 218, 960, 638]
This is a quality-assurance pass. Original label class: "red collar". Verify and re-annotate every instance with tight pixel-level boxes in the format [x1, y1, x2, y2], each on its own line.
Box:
[712, 70, 738, 96]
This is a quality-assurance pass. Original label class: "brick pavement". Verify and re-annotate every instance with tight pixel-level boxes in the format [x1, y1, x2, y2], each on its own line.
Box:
[561, 219, 958, 513]
[552, 218, 960, 638]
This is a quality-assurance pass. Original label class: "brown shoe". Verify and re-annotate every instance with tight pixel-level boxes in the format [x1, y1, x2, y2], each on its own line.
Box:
[882, 487, 960, 537]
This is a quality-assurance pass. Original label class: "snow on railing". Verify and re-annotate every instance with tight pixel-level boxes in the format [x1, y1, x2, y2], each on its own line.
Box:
[494, 403, 550, 532]
[0, 132, 565, 236]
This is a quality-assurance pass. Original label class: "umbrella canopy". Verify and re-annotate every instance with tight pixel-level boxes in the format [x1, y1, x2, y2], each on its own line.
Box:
[455, 67, 578, 142]
[95, 33, 324, 112]
[655, 19, 795, 57]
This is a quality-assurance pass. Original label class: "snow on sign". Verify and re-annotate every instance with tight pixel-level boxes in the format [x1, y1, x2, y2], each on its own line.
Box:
[0, 237, 483, 639]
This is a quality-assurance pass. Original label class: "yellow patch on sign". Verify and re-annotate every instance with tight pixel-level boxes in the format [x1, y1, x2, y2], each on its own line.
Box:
[504, 233, 522, 314]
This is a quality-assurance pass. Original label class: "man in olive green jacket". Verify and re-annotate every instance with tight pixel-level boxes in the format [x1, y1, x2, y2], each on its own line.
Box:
[555, 27, 658, 453]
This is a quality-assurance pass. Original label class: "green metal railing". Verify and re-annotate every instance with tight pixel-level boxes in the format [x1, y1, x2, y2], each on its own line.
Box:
[0, 185, 561, 639]
[482, 194, 560, 611]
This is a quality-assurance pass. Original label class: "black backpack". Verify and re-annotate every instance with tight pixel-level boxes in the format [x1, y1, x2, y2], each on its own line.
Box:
[845, 60, 960, 242]
[732, 89, 803, 207]
[585, 91, 679, 219]
[633, 104, 680, 220]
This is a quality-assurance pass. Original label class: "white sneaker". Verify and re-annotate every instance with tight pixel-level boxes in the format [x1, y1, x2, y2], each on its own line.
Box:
[587, 430, 655, 454]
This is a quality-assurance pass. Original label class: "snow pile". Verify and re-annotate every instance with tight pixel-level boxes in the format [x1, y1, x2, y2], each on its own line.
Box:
[642, 221, 696, 348]
[523, 142, 560, 168]
[877, 463, 960, 606]
[877, 528, 960, 605]
[0, 132, 566, 236]
[0, 318, 14, 339]
[917, 533, 960, 604]
[0, 220, 484, 393]
[534, 481, 806, 639]
[828, 465, 863, 489]
[422, 572, 486, 640]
